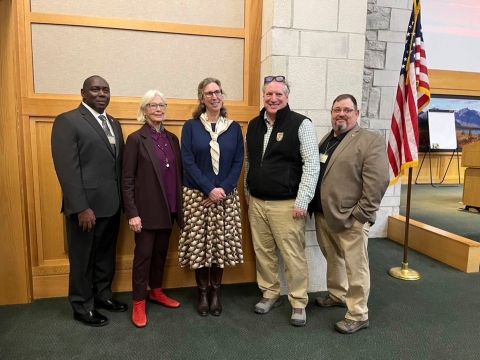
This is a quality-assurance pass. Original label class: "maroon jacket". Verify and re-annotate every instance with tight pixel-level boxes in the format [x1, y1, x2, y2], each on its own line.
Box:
[122, 123, 184, 229]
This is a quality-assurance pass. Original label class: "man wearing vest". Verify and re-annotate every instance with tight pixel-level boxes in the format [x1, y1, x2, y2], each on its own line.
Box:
[244, 76, 319, 327]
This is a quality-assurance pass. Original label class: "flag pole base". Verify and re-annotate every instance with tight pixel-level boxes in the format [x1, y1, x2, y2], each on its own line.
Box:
[388, 262, 420, 281]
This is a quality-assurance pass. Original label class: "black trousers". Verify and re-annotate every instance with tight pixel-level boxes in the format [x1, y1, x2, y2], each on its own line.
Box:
[65, 210, 120, 314]
[132, 228, 172, 300]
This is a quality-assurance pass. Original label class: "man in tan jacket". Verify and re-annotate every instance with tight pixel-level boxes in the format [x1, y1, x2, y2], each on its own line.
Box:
[309, 94, 389, 334]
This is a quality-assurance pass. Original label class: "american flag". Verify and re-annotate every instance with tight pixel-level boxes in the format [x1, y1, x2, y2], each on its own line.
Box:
[387, 0, 430, 185]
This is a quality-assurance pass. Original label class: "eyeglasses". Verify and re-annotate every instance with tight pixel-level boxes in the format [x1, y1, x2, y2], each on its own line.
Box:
[147, 103, 167, 110]
[203, 90, 222, 98]
[264, 76, 286, 84]
[331, 108, 356, 114]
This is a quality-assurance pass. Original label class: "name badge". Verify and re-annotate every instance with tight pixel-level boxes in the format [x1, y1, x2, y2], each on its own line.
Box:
[320, 153, 328, 163]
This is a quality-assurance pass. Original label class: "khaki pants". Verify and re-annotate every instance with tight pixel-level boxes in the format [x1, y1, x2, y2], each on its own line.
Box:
[314, 212, 370, 321]
[248, 196, 308, 308]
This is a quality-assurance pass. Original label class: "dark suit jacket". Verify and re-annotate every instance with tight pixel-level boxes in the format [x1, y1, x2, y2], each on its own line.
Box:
[51, 103, 124, 217]
[318, 124, 389, 232]
[122, 124, 184, 229]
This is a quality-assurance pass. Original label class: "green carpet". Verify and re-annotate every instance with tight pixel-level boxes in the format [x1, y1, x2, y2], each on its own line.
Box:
[1, 238, 479, 359]
[400, 184, 480, 241]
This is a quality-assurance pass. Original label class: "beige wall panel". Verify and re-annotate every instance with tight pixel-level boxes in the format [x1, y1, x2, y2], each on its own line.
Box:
[31, 0, 245, 28]
[31, 24, 245, 100]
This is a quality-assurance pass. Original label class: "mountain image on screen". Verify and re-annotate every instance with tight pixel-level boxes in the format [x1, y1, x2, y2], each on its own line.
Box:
[455, 108, 480, 128]
[420, 107, 480, 128]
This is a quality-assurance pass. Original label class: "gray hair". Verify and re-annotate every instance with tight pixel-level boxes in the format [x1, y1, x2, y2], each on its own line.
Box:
[262, 80, 291, 96]
[137, 90, 167, 122]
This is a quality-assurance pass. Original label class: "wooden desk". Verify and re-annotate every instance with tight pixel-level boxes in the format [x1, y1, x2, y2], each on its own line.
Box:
[462, 142, 480, 209]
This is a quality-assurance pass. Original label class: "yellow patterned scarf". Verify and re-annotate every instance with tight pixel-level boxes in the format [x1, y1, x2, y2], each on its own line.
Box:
[199, 113, 233, 175]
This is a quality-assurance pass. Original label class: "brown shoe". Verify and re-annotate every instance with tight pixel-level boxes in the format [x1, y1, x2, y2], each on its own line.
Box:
[195, 267, 210, 316]
[315, 294, 347, 308]
[209, 265, 223, 316]
[334, 318, 369, 334]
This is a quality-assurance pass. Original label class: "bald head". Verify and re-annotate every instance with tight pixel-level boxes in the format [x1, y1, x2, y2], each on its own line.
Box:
[82, 75, 108, 91]
[81, 76, 110, 113]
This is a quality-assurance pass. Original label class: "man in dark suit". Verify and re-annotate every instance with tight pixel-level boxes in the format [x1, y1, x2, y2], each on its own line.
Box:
[51, 75, 127, 327]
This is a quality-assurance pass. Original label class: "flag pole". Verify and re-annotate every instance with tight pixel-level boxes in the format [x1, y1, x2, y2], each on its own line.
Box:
[389, 168, 420, 280]
[387, 0, 425, 281]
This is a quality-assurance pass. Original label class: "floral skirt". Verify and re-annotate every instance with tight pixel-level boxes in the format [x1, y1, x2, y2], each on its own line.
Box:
[179, 187, 244, 269]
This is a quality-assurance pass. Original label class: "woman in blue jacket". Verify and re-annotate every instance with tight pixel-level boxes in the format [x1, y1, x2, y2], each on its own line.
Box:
[179, 78, 244, 317]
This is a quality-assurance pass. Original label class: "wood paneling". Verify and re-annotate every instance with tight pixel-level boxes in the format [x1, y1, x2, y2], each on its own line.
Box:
[29, 116, 255, 299]
[463, 168, 480, 209]
[402, 152, 465, 185]
[29, 13, 245, 39]
[22, 97, 259, 121]
[33, 263, 257, 299]
[462, 142, 480, 209]
[388, 215, 480, 273]
[1, 0, 263, 303]
[429, 69, 480, 96]
[245, 0, 262, 106]
[462, 141, 480, 168]
[0, 0, 32, 305]
[32, 120, 65, 262]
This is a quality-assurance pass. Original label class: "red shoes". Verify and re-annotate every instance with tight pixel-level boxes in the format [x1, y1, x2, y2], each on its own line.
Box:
[149, 288, 180, 308]
[132, 300, 146, 327]
[132, 289, 179, 327]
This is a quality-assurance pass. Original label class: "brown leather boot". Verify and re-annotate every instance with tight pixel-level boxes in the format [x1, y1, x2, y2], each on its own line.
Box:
[195, 267, 210, 316]
[209, 264, 223, 316]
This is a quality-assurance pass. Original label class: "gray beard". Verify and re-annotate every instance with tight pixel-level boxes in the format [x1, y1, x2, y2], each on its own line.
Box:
[334, 122, 347, 132]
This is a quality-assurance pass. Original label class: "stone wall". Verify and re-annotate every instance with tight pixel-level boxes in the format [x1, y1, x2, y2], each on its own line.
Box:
[258, 0, 414, 293]
[363, 0, 414, 237]
[261, 0, 369, 293]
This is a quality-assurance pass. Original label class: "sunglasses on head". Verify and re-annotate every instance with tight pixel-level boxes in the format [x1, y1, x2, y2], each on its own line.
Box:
[264, 76, 286, 84]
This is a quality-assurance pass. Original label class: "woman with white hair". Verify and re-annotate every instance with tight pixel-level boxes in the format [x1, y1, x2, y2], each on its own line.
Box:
[122, 90, 184, 327]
